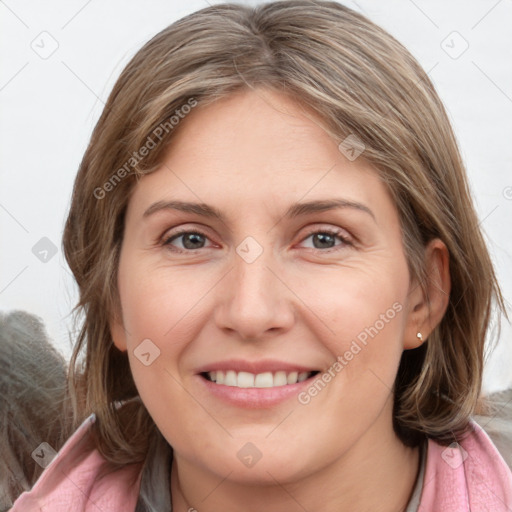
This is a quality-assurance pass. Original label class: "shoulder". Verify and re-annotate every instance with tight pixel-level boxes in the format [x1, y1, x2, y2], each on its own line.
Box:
[418, 416, 512, 511]
[473, 387, 512, 470]
[11, 414, 143, 511]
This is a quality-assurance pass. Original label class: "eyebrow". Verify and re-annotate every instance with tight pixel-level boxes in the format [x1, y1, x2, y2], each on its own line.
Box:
[143, 198, 375, 222]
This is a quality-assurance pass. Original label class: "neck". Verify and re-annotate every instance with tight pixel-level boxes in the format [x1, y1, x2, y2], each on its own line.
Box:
[170, 403, 421, 512]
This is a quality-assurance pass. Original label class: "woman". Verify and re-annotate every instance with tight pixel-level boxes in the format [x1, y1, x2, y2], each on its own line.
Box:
[12, 1, 512, 510]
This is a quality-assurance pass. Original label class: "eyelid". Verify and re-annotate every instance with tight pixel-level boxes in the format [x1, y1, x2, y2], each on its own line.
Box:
[160, 227, 216, 250]
[297, 225, 354, 250]
[160, 223, 355, 253]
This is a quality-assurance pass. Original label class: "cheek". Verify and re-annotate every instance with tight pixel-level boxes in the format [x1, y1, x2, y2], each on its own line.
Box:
[306, 264, 406, 346]
[120, 278, 202, 449]
[118, 259, 209, 345]
[116, 260, 212, 435]
[302, 264, 407, 392]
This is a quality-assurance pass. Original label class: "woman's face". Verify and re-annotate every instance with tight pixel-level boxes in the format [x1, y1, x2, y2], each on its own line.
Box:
[111, 88, 423, 484]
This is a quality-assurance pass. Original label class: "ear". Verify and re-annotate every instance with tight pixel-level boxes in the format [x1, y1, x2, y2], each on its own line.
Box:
[403, 238, 451, 349]
[109, 307, 128, 352]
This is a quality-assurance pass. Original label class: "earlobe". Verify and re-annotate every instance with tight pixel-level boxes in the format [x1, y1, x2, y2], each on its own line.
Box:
[404, 238, 451, 349]
[109, 311, 128, 352]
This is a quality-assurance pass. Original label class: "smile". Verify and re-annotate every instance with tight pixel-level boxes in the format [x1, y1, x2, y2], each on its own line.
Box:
[202, 370, 320, 388]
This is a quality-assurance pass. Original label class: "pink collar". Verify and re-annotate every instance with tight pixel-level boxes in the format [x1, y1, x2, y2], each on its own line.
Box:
[11, 415, 143, 511]
[12, 416, 512, 511]
[419, 420, 512, 510]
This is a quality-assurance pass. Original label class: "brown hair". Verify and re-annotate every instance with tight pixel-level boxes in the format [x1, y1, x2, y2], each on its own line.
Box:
[62, 0, 505, 465]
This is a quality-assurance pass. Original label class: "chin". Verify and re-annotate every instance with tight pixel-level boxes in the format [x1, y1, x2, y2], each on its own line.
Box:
[198, 446, 318, 486]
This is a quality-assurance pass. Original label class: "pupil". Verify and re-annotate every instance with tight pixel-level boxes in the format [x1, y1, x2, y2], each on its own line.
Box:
[184, 233, 204, 249]
[314, 233, 334, 249]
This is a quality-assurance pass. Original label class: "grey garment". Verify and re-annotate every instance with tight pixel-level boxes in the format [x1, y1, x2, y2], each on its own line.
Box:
[405, 440, 427, 512]
[135, 429, 173, 512]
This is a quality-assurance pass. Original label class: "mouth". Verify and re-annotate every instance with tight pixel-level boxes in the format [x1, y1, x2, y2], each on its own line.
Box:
[200, 370, 321, 389]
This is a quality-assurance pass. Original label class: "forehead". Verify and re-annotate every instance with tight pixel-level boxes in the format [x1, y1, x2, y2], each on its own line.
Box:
[126, 89, 395, 223]
[163, 88, 347, 174]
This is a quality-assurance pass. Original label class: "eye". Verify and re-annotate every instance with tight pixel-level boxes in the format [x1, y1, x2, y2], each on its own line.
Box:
[298, 228, 353, 252]
[162, 229, 213, 252]
[161, 227, 353, 254]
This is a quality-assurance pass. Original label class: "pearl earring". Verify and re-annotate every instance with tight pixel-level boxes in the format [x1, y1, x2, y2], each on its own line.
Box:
[416, 332, 423, 342]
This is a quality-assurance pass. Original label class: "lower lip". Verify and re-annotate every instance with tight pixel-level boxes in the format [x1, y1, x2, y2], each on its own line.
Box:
[196, 373, 318, 409]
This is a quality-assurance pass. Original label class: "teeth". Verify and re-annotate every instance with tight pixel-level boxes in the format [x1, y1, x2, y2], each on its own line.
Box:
[206, 370, 315, 388]
[287, 371, 298, 384]
[273, 371, 288, 386]
[254, 372, 273, 387]
[238, 371, 255, 388]
[297, 371, 309, 382]
[224, 370, 237, 387]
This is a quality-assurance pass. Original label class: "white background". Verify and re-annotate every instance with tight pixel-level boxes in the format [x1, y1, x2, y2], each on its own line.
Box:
[1, 0, 511, 393]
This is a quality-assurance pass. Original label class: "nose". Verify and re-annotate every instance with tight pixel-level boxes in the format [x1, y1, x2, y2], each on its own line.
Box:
[213, 241, 295, 341]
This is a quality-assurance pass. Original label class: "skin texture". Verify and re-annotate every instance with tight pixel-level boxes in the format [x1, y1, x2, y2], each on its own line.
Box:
[111, 88, 450, 512]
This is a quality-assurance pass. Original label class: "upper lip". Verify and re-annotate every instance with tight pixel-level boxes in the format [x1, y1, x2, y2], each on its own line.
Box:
[195, 359, 320, 375]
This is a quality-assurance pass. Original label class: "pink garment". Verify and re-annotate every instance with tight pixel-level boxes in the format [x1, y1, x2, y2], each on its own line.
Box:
[11, 415, 512, 511]
[419, 420, 512, 511]
[11, 415, 143, 511]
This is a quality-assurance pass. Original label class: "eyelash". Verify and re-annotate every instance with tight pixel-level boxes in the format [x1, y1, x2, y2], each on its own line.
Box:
[161, 227, 353, 254]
